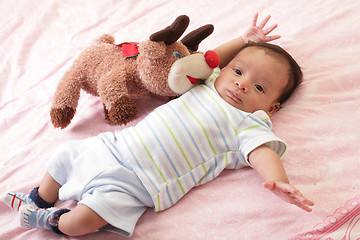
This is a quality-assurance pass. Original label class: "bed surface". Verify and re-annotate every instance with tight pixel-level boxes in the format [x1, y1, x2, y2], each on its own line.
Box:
[1, 1, 360, 239]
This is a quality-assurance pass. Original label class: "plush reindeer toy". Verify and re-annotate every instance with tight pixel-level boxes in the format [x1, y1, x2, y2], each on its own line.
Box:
[50, 15, 219, 129]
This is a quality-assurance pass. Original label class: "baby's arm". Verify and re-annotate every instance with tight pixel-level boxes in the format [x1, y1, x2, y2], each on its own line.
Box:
[214, 13, 281, 68]
[248, 145, 314, 212]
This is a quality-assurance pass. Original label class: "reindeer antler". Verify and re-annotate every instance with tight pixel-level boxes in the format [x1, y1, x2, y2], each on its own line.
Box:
[181, 24, 214, 51]
[150, 15, 190, 45]
[150, 15, 214, 51]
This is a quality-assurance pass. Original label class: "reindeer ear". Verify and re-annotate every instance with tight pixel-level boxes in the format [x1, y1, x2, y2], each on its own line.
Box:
[181, 24, 214, 51]
[150, 15, 190, 45]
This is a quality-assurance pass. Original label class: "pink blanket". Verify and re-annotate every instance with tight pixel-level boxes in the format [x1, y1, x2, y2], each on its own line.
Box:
[1, 1, 359, 239]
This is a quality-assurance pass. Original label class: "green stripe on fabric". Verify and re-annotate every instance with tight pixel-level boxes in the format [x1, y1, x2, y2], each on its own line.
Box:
[280, 144, 286, 157]
[236, 124, 261, 135]
[198, 163, 207, 185]
[180, 99, 217, 156]
[176, 179, 185, 195]
[200, 85, 237, 133]
[201, 163, 207, 173]
[157, 194, 161, 211]
[226, 151, 229, 166]
[135, 129, 168, 184]
[267, 140, 286, 157]
[154, 110, 193, 170]
[208, 71, 221, 83]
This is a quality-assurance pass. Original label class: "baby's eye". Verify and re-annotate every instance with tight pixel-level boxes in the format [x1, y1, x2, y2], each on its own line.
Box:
[234, 69, 242, 76]
[255, 85, 264, 93]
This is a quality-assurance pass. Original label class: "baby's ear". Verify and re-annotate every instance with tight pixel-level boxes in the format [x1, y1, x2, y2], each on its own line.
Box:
[268, 103, 281, 116]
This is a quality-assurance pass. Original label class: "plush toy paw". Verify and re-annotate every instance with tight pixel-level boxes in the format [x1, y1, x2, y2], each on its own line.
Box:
[50, 107, 75, 129]
[106, 96, 138, 125]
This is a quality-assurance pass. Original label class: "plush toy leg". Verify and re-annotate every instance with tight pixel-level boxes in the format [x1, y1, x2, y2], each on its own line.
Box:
[50, 69, 82, 129]
[98, 72, 138, 125]
[50, 107, 76, 129]
[102, 97, 138, 125]
[107, 96, 138, 125]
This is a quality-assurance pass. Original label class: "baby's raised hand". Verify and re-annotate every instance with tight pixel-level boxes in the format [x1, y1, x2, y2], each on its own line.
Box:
[242, 13, 281, 44]
[264, 181, 315, 212]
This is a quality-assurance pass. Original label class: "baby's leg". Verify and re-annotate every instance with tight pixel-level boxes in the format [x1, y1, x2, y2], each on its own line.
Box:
[19, 203, 107, 236]
[58, 204, 108, 236]
[38, 171, 62, 204]
[2, 171, 60, 210]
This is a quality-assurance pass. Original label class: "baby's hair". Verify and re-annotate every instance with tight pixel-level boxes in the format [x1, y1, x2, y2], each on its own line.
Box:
[238, 42, 303, 104]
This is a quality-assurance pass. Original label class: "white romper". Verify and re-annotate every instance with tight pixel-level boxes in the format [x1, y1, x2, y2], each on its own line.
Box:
[46, 68, 286, 236]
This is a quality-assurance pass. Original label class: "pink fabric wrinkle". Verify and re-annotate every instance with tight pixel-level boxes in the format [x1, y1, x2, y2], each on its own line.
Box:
[38, 56, 74, 85]
[29, 123, 49, 142]
[0, 16, 25, 42]
[72, 18, 109, 42]
[107, 1, 170, 36]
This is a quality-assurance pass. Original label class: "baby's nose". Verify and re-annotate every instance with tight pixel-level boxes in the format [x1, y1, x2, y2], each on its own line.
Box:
[235, 81, 248, 93]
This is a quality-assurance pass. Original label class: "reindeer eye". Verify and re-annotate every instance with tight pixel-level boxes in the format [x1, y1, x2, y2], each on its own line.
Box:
[173, 52, 182, 59]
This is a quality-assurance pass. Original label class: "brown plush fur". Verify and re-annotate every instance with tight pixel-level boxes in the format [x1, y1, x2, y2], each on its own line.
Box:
[50, 15, 213, 129]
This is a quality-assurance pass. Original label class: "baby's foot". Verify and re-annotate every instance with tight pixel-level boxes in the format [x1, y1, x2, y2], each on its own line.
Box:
[19, 205, 57, 229]
[2, 187, 54, 211]
[1, 191, 37, 211]
[19, 205, 70, 234]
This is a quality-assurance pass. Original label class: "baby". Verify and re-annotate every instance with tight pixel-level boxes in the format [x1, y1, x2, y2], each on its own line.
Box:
[2, 13, 314, 237]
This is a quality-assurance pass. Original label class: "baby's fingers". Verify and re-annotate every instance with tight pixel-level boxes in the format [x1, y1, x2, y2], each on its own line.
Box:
[263, 23, 279, 36]
[258, 14, 271, 29]
[252, 12, 259, 26]
[293, 200, 314, 212]
[294, 192, 315, 207]
[291, 189, 315, 212]
[264, 181, 315, 212]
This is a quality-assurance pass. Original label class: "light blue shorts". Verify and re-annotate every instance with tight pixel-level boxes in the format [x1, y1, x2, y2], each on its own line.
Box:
[46, 134, 154, 237]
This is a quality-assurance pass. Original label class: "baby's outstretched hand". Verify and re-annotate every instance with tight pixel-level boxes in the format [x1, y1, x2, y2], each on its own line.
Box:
[264, 181, 315, 212]
[242, 13, 281, 44]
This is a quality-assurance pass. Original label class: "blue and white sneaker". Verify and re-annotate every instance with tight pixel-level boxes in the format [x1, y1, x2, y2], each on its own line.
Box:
[19, 205, 70, 235]
[19, 205, 57, 229]
[1, 191, 37, 211]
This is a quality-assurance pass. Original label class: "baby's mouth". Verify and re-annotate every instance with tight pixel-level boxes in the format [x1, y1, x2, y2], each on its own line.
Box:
[227, 90, 242, 103]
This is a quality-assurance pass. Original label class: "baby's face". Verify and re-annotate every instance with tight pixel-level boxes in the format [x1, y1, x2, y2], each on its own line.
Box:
[214, 47, 289, 116]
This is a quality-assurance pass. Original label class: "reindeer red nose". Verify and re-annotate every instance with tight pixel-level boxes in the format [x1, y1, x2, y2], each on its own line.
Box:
[204, 50, 220, 69]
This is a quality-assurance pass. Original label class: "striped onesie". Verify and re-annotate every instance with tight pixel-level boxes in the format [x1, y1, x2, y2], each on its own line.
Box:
[47, 68, 286, 236]
[111, 68, 286, 211]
